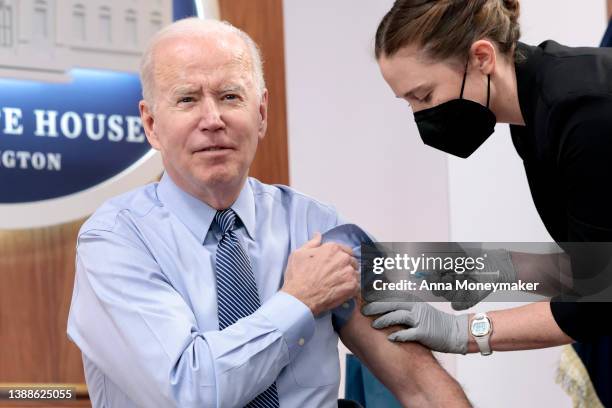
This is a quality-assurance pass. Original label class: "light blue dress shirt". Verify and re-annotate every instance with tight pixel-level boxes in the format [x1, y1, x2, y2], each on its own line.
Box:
[67, 173, 355, 408]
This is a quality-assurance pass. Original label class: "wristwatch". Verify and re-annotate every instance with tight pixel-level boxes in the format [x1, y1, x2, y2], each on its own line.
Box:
[470, 313, 493, 356]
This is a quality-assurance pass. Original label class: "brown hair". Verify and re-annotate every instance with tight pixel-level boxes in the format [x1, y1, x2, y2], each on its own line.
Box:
[374, 0, 521, 62]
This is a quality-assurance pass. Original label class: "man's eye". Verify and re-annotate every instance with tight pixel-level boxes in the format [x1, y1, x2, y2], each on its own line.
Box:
[421, 93, 432, 103]
[223, 94, 239, 101]
[178, 96, 194, 104]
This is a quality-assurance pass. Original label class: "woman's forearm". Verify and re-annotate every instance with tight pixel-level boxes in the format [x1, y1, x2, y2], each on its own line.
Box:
[466, 301, 574, 353]
[510, 251, 573, 296]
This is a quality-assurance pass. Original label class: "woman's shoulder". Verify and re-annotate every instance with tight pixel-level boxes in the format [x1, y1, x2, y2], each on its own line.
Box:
[532, 40, 612, 107]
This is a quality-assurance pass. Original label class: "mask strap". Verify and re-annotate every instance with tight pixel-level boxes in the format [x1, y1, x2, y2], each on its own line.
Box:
[486, 74, 491, 108]
[461, 59, 492, 108]
[459, 59, 469, 99]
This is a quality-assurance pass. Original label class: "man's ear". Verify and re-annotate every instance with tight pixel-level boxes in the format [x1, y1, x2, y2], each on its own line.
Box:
[469, 39, 497, 76]
[257, 89, 269, 140]
[139, 100, 160, 150]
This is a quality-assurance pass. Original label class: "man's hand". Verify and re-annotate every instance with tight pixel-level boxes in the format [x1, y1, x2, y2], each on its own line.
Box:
[362, 301, 469, 354]
[282, 233, 359, 316]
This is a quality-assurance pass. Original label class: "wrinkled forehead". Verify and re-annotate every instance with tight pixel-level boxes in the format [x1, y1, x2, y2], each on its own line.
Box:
[152, 33, 254, 90]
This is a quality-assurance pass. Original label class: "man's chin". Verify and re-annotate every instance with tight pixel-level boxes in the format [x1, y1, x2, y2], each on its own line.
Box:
[196, 170, 244, 189]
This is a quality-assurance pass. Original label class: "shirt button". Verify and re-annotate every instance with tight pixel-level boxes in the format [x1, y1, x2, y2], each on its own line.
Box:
[298, 338, 305, 346]
[342, 302, 350, 309]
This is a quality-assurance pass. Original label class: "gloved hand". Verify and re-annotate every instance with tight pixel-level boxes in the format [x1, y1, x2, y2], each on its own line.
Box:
[362, 301, 469, 354]
[428, 248, 517, 310]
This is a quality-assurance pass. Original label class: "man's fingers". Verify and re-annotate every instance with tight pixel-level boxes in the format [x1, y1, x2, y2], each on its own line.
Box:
[303, 232, 322, 248]
[325, 242, 353, 256]
[361, 301, 413, 316]
[388, 328, 420, 343]
[372, 310, 416, 329]
[344, 266, 360, 290]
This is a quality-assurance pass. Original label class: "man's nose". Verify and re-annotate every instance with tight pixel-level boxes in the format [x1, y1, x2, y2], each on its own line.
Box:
[198, 97, 225, 132]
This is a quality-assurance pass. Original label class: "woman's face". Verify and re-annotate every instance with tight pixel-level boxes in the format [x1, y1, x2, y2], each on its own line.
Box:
[377, 44, 488, 113]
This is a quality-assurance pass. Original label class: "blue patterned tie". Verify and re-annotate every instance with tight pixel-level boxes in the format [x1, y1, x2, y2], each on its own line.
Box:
[214, 208, 280, 408]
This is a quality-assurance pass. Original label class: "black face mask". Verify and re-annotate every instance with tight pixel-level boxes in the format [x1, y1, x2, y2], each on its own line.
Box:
[412, 65, 496, 159]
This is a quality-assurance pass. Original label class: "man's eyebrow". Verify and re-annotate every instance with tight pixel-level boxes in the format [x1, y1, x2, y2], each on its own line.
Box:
[171, 85, 200, 95]
[399, 84, 430, 99]
[219, 84, 247, 94]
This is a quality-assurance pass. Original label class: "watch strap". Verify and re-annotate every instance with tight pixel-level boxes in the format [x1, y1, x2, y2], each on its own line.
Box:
[475, 334, 492, 355]
[472, 313, 493, 356]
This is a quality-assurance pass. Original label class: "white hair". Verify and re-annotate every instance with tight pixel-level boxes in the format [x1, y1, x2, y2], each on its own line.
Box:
[139, 17, 265, 109]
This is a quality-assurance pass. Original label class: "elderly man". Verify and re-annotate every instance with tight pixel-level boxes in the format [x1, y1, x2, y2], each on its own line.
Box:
[67, 18, 469, 408]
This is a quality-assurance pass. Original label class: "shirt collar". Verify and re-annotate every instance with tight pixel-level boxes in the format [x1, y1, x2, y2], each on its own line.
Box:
[156, 172, 256, 243]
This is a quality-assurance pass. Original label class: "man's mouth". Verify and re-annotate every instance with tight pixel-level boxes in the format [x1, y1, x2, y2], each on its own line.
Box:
[197, 146, 233, 152]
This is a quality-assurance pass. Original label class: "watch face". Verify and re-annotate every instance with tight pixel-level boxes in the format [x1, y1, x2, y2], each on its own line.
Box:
[471, 319, 490, 337]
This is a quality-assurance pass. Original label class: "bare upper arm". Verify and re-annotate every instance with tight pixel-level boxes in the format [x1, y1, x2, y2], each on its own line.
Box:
[338, 299, 471, 408]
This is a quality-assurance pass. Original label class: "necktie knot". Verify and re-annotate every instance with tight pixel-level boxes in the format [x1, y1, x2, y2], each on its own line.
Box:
[214, 208, 237, 234]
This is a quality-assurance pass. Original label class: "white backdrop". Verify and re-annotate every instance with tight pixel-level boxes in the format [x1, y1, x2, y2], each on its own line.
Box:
[283, 0, 607, 406]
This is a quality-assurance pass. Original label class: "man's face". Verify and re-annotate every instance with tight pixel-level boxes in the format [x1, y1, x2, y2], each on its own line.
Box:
[140, 33, 268, 199]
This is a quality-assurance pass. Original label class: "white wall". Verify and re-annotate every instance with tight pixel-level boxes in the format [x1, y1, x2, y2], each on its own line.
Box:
[283, 0, 606, 406]
[283, 0, 451, 243]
